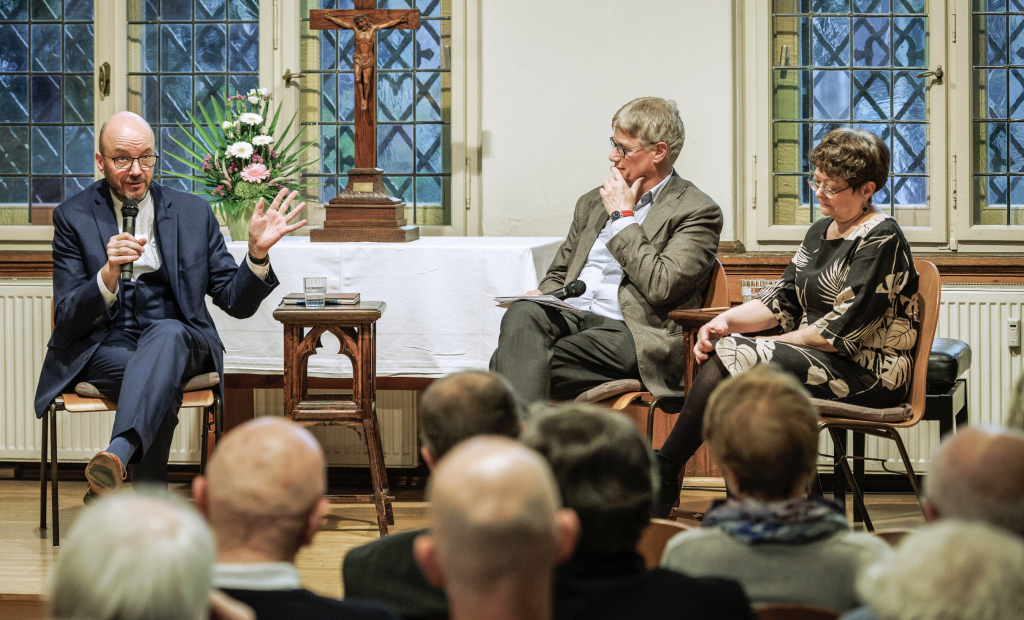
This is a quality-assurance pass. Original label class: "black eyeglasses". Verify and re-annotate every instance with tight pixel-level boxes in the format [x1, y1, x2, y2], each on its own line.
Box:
[102, 153, 160, 170]
[609, 137, 645, 158]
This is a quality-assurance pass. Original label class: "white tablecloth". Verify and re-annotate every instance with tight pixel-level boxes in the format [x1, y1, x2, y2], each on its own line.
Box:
[208, 236, 563, 378]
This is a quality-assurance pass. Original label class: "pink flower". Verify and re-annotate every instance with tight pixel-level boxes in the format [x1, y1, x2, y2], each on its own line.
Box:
[240, 163, 270, 183]
[252, 153, 262, 164]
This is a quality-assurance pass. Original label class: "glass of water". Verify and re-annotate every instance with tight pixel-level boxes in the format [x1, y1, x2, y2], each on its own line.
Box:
[303, 276, 327, 309]
[741, 279, 756, 303]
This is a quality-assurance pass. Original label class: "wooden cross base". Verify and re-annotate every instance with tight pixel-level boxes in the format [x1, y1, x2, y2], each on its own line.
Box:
[311, 168, 420, 243]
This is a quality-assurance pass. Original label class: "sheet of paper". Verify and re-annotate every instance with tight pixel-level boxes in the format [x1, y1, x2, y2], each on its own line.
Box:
[494, 295, 581, 312]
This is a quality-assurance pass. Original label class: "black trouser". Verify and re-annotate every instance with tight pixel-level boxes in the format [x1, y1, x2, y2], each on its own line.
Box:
[490, 301, 640, 405]
[658, 352, 730, 467]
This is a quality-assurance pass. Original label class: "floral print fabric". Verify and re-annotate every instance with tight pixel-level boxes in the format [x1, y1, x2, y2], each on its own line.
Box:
[715, 216, 919, 407]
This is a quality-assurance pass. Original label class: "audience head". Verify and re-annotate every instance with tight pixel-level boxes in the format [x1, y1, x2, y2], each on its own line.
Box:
[810, 127, 890, 202]
[858, 521, 1024, 620]
[194, 417, 328, 563]
[703, 365, 820, 500]
[1008, 374, 1024, 431]
[47, 493, 215, 620]
[414, 437, 578, 595]
[923, 426, 1024, 537]
[521, 404, 653, 555]
[612, 97, 686, 166]
[418, 371, 522, 468]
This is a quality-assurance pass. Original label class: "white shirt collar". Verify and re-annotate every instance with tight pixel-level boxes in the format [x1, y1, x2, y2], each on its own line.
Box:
[636, 169, 675, 208]
[213, 562, 303, 591]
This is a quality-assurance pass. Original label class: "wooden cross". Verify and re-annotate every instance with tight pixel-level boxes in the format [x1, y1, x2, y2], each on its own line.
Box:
[310, 1, 421, 170]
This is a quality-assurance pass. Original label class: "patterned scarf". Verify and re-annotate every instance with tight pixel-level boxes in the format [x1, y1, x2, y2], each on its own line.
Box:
[703, 495, 850, 545]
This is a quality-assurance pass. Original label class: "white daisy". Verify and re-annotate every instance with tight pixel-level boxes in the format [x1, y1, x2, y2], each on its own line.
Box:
[238, 113, 263, 126]
[253, 135, 274, 146]
[227, 141, 254, 159]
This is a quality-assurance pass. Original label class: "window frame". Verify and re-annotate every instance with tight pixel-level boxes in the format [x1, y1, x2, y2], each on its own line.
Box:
[740, 0, 951, 251]
[0, 0, 481, 244]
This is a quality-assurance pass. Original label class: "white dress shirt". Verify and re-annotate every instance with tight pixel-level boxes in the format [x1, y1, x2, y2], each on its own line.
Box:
[566, 171, 675, 321]
[98, 191, 270, 307]
[213, 562, 303, 591]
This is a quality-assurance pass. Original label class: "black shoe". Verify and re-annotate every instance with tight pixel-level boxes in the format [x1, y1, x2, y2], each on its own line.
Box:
[652, 450, 682, 519]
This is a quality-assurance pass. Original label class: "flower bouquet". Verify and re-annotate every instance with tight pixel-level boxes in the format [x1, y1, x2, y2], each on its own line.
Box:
[162, 87, 319, 241]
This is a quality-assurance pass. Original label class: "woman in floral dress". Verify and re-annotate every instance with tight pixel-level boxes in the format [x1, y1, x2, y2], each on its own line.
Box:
[653, 128, 919, 516]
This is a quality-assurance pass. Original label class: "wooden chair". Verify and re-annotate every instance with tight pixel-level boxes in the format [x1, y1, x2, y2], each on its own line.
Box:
[574, 258, 729, 446]
[636, 518, 692, 569]
[40, 375, 222, 548]
[756, 604, 839, 620]
[815, 260, 940, 532]
[871, 528, 914, 547]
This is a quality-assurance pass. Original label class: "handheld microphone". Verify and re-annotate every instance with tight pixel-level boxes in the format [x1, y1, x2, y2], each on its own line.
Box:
[120, 198, 139, 282]
[549, 280, 587, 300]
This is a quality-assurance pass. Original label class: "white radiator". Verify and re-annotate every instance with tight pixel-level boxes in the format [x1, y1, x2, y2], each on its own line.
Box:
[0, 278, 418, 467]
[818, 283, 1024, 474]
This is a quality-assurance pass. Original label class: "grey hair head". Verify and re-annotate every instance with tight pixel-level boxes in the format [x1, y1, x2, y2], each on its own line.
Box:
[47, 490, 215, 620]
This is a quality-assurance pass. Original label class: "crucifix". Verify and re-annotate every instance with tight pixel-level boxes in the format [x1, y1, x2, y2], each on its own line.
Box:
[309, 0, 421, 243]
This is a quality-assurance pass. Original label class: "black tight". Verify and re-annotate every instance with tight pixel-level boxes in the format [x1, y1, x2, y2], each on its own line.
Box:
[658, 352, 731, 467]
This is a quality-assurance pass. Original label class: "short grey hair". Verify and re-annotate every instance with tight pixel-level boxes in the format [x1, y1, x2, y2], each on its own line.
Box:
[47, 492, 215, 620]
[612, 97, 686, 166]
[925, 427, 1024, 537]
[858, 521, 1024, 620]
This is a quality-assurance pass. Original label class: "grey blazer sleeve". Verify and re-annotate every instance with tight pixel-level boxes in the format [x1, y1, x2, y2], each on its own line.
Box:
[538, 192, 590, 293]
[607, 196, 723, 307]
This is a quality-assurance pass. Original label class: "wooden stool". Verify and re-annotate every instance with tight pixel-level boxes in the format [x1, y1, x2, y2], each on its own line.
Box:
[273, 301, 393, 536]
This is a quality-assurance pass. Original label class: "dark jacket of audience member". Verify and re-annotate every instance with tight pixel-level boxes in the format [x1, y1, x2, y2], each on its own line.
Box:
[343, 371, 522, 619]
[522, 404, 757, 620]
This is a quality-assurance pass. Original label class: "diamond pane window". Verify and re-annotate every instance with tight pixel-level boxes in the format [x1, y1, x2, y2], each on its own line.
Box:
[0, 0, 94, 225]
[299, 0, 451, 226]
[127, 0, 259, 194]
[772, 0, 930, 228]
[972, 0, 1024, 226]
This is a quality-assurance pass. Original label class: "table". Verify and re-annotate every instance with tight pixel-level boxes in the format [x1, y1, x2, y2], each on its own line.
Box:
[273, 301, 392, 536]
[208, 236, 563, 378]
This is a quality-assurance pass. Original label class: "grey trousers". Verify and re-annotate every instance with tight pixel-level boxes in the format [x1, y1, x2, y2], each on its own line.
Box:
[489, 301, 640, 405]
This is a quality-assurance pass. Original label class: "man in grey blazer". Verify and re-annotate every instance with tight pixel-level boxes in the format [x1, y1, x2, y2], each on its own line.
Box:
[491, 97, 722, 404]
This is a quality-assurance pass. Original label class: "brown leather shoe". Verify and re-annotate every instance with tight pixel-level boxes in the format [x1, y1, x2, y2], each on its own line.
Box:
[85, 451, 126, 496]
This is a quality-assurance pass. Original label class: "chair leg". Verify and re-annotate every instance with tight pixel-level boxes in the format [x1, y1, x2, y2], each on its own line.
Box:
[50, 406, 60, 547]
[199, 406, 210, 476]
[852, 432, 865, 523]
[214, 393, 223, 439]
[883, 427, 924, 509]
[828, 427, 874, 532]
[40, 404, 50, 532]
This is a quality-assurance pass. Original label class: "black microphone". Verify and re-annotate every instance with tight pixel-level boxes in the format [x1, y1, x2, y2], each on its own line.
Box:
[549, 280, 587, 300]
[120, 198, 139, 282]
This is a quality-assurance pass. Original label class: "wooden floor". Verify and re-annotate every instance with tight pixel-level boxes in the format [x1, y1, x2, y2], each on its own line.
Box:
[0, 477, 927, 620]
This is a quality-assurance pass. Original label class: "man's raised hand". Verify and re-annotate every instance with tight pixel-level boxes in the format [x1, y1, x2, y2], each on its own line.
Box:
[599, 166, 644, 216]
[247, 188, 307, 259]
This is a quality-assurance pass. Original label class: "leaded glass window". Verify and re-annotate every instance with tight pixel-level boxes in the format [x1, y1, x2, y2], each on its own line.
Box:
[0, 0, 94, 225]
[772, 0, 930, 228]
[299, 0, 451, 226]
[127, 0, 259, 193]
[972, 0, 1024, 226]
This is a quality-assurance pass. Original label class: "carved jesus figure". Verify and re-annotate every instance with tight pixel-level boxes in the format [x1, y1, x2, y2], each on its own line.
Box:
[324, 11, 409, 111]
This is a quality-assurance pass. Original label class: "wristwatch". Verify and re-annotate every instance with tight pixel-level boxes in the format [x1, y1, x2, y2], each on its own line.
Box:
[248, 252, 269, 266]
[609, 209, 635, 223]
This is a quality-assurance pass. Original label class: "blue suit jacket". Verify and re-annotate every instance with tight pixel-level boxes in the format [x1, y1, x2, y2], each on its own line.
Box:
[34, 181, 278, 417]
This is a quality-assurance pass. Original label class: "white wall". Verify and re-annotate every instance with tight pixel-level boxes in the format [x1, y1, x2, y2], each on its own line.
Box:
[479, 0, 737, 240]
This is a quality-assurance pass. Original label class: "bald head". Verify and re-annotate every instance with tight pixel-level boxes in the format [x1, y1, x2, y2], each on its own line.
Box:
[98, 111, 154, 151]
[419, 437, 571, 590]
[925, 426, 1024, 537]
[196, 418, 327, 560]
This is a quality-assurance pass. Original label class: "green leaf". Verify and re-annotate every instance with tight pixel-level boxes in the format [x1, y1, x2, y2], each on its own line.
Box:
[197, 103, 225, 149]
[267, 104, 285, 136]
[210, 95, 226, 125]
[166, 130, 208, 161]
[162, 149, 206, 174]
[162, 170, 211, 184]
[185, 110, 219, 154]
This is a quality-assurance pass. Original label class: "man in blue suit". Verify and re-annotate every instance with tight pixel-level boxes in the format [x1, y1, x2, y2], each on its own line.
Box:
[34, 111, 306, 497]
